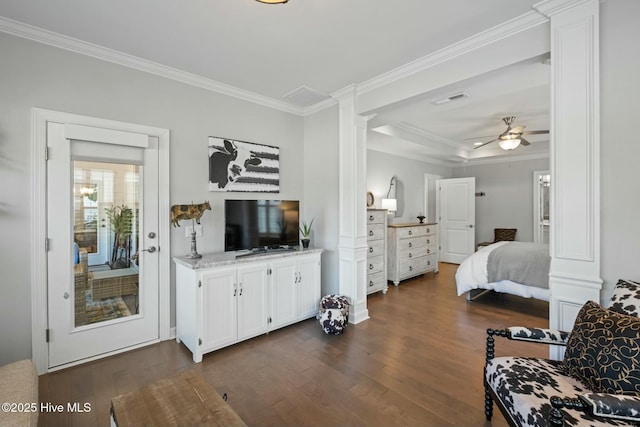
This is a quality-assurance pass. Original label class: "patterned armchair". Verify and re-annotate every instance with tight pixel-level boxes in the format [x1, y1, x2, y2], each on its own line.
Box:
[484, 279, 640, 426]
[477, 228, 517, 249]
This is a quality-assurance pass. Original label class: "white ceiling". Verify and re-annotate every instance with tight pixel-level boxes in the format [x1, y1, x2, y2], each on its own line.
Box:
[0, 0, 549, 165]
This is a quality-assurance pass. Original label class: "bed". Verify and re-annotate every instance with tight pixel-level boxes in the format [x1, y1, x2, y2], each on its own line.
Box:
[455, 241, 551, 302]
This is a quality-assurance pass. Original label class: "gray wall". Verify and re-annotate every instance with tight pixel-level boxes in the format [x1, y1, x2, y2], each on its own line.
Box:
[303, 106, 340, 295]
[452, 158, 549, 244]
[600, 0, 640, 302]
[366, 149, 453, 225]
[0, 32, 306, 365]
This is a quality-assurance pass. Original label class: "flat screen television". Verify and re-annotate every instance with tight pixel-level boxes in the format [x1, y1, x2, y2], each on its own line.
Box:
[225, 200, 300, 251]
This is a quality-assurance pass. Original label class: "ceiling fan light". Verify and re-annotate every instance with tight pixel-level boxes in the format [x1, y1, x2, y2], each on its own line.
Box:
[499, 138, 521, 150]
[255, 0, 288, 3]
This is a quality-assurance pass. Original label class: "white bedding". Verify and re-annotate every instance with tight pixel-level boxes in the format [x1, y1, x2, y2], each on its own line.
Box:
[455, 242, 551, 301]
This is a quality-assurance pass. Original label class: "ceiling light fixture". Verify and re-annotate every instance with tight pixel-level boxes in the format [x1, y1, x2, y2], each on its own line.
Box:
[498, 138, 521, 150]
[256, 0, 288, 3]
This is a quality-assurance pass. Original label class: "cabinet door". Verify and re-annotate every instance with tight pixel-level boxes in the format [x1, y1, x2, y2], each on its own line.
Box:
[270, 259, 297, 329]
[237, 263, 268, 340]
[297, 255, 321, 320]
[201, 267, 237, 351]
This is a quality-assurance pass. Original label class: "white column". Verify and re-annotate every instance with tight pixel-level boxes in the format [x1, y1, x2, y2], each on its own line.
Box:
[336, 86, 369, 323]
[534, 0, 601, 345]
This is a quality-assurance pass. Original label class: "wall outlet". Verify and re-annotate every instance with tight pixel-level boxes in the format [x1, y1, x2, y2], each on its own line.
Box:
[185, 225, 203, 237]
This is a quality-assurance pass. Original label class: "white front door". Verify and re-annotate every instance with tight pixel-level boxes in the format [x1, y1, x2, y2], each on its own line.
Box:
[437, 177, 475, 264]
[46, 122, 160, 368]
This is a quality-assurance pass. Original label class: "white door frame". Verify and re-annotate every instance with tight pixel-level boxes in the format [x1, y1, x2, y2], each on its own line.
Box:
[533, 170, 550, 244]
[30, 108, 171, 374]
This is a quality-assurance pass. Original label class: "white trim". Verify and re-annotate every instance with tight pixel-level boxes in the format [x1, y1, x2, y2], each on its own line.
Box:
[30, 108, 171, 374]
[0, 17, 303, 116]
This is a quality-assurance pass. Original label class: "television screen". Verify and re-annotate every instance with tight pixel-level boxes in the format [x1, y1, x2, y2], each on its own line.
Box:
[225, 200, 300, 251]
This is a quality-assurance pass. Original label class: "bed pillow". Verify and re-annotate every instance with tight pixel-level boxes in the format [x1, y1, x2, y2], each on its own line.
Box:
[607, 279, 640, 317]
[563, 300, 640, 394]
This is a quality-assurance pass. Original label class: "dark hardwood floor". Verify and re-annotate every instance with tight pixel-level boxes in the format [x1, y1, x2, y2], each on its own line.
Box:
[38, 262, 549, 427]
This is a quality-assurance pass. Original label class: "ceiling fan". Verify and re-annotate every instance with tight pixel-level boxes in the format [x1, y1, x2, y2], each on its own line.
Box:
[468, 116, 549, 150]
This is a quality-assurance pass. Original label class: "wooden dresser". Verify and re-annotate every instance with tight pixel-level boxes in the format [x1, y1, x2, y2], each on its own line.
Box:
[387, 223, 438, 286]
[366, 209, 388, 295]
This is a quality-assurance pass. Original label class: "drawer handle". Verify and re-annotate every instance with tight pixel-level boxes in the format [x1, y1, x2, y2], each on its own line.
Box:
[427, 261, 431, 266]
[426, 228, 430, 233]
[369, 230, 374, 236]
[408, 230, 412, 235]
[409, 253, 412, 258]
[409, 266, 413, 271]
[369, 215, 374, 221]
[408, 242, 412, 248]
[369, 264, 374, 270]
[369, 280, 374, 287]
[427, 249, 431, 254]
[369, 247, 374, 253]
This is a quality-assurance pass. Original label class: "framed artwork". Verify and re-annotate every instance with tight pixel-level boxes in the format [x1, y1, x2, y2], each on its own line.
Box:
[208, 137, 280, 193]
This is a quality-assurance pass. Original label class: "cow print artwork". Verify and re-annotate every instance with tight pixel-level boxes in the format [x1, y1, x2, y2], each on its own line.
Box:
[208, 137, 280, 193]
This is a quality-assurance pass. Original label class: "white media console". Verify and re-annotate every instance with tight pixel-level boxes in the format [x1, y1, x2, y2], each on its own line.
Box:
[174, 248, 322, 362]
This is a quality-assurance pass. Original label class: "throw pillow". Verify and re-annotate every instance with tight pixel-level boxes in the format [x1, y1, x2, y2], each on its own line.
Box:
[607, 279, 640, 317]
[564, 300, 640, 395]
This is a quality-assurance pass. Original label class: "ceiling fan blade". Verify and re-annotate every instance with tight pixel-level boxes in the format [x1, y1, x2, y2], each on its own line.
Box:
[473, 138, 498, 149]
[510, 125, 526, 134]
[464, 135, 497, 141]
[522, 130, 549, 135]
[520, 137, 531, 146]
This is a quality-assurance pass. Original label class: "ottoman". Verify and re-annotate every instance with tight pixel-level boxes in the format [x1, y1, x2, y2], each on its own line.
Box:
[318, 294, 350, 335]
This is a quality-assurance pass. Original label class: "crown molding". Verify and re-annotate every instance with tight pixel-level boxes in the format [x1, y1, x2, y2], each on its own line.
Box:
[356, 10, 548, 96]
[533, 0, 595, 17]
[0, 16, 306, 116]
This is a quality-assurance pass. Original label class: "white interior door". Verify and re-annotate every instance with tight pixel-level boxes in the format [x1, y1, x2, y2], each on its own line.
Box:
[437, 177, 475, 264]
[46, 122, 160, 368]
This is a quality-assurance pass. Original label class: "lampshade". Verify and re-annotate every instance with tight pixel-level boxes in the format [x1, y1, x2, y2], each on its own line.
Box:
[381, 198, 397, 212]
[498, 138, 521, 150]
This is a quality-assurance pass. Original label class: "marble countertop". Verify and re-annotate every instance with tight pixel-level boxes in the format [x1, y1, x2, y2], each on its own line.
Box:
[173, 248, 323, 270]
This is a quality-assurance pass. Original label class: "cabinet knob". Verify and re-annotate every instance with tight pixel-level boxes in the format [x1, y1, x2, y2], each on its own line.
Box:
[369, 280, 374, 287]
[369, 215, 374, 221]
[408, 253, 412, 258]
[427, 261, 431, 266]
[409, 266, 413, 271]
[369, 230, 374, 236]
[408, 242, 412, 248]
[427, 249, 430, 254]
[408, 230, 412, 235]
[427, 239, 430, 244]
[369, 247, 373, 253]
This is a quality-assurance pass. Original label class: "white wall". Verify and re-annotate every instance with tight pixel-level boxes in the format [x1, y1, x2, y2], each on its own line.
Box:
[366, 149, 452, 224]
[452, 157, 549, 244]
[600, 0, 640, 302]
[303, 105, 340, 295]
[0, 33, 305, 365]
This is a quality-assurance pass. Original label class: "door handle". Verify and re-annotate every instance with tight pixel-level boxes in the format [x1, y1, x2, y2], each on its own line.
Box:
[467, 224, 474, 228]
[63, 292, 69, 299]
[141, 246, 157, 253]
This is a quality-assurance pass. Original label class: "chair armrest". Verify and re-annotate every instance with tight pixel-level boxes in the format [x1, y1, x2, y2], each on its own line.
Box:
[549, 394, 640, 425]
[507, 326, 570, 346]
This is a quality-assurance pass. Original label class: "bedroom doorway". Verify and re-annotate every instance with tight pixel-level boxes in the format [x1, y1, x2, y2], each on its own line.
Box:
[533, 170, 550, 244]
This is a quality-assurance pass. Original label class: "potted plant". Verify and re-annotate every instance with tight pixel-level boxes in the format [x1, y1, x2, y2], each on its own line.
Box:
[299, 218, 314, 249]
[105, 204, 133, 267]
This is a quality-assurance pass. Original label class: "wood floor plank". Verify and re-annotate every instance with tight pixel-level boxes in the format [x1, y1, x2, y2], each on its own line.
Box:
[38, 261, 549, 427]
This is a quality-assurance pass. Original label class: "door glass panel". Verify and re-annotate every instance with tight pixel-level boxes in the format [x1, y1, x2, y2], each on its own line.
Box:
[73, 160, 140, 327]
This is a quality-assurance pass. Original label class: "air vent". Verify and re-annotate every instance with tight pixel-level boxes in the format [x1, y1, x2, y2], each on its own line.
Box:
[282, 85, 331, 107]
[430, 91, 469, 106]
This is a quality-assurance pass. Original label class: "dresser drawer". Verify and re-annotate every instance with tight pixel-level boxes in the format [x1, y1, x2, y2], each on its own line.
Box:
[398, 236, 430, 251]
[400, 246, 429, 260]
[399, 254, 437, 278]
[367, 223, 385, 241]
[368, 239, 384, 257]
[367, 271, 386, 293]
[367, 210, 386, 224]
[397, 226, 427, 239]
[367, 255, 384, 275]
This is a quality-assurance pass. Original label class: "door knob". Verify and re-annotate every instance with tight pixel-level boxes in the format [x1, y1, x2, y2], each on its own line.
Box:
[63, 292, 69, 299]
[141, 246, 157, 253]
[467, 224, 474, 228]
